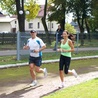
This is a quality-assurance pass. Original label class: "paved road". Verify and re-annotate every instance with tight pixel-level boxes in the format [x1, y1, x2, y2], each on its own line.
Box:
[0, 47, 98, 56]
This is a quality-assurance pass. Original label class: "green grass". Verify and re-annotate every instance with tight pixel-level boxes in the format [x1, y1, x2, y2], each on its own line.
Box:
[0, 44, 16, 50]
[0, 66, 30, 81]
[77, 39, 98, 47]
[43, 78, 98, 98]
[51, 39, 98, 48]
[0, 50, 98, 65]
[0, 58, 98, 82]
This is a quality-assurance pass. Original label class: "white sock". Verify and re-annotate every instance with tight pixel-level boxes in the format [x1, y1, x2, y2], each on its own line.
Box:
[61, 82, 64, 85]
[68, 70, 72, 73]
[39, 68, 44, 72]
[33, 80, 37, 82]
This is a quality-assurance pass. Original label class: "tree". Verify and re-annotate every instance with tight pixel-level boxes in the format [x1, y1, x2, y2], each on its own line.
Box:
[48, 0, 67, 30]
[0, 0, 40, 32]
[89, 0, 98, 32]
[68, 0, 91, 46]
[48, 0, 97, 45]
[41, 0, 51, 44]
[15, 0, 40, 32]
[24, 0, 40, 21]
[65, 23, 76, 34]
[85, 17, 91, 40]
[0, 0, 16, 15]
[15, 0, 25, 32]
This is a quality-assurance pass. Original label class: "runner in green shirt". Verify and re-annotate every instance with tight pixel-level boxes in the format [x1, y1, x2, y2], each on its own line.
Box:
[57, 30, 78, 88]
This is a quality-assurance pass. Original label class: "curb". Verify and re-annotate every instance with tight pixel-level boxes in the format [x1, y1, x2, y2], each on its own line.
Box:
[0, 55, 98, 69]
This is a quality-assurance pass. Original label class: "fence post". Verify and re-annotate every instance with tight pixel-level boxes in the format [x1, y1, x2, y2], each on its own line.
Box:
[76, 32, 79, 53]
[17, 32, 20, 60]
[55, 32, 58, 51]
[2, 33, 4, 45]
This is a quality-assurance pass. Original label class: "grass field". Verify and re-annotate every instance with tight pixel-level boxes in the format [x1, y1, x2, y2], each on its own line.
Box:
[0, 50, 98, 65]
[43, 78, 98, 98]
[0, 58, 98, 83]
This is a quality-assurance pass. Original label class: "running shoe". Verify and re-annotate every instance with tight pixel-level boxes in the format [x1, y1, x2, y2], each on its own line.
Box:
[59, 82, 65, 89]
[30, 80, 37, 86]
[72, 69, 78, 78]
[43, 68, 47, 77]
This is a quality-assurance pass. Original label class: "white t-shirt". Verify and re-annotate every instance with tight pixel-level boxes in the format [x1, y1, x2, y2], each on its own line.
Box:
[27, 37, 45, 57]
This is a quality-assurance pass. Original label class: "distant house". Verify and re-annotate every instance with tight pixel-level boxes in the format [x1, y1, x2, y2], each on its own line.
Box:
[70, 21, 90, 34]
[0, 13, 17, 33]
[0, 5, 58, 33]
[70, 21, 80, 33]
[25, 5, 58, 33]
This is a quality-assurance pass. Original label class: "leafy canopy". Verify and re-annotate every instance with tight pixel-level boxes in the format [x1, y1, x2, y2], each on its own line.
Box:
[65, 23, 76, 34]
[24, 0, 40, 21]
[0, 0, 40, 20]
[0, 0, 16, 15]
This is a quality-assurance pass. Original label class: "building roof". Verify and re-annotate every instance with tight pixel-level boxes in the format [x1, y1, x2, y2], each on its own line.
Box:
[0, 17, 16, 22]
[0, 12, 3, 14]
[0, 12, 6, 17]
[10, 15, 17, 18]
[37, 5, 44, 17]
[70, 21, 78, 26]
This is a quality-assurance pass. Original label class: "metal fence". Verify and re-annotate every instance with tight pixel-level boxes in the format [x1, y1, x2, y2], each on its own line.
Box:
[0, 32, 98, 60]
[0, 33, 55, 45]
[0, 32, 98, 45]
[0, 33, 16, 45]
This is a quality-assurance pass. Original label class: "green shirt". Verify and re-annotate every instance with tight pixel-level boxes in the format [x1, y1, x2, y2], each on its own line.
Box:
[60, 39, 71, 57]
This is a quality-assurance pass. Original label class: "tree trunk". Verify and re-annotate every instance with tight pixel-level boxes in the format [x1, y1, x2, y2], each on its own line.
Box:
[85, 18, 91, 41]
[76, 11, 84, 46]
[60, 19, 65, 30]
[79, 26, 84, 46]
[41, 0, 51, 44]
[41, 17, 51, 44]
[15, 0, 25, 32]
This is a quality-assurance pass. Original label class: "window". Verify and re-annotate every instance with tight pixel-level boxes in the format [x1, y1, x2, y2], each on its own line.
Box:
[52, 23, 53, 28]
[38, 22, 40, 29]
[15, 21, 17, 24]
[29, 23, 33, 28]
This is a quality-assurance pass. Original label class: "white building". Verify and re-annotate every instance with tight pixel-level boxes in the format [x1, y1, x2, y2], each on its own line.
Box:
[0, 16, 17, 33]
[25, 5, 58, 33]
[0, 5, 58, 33]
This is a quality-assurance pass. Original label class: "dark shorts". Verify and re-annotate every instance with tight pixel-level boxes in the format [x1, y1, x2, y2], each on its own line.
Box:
[29, 56, 42, 67]
[59, 55, 71, 74]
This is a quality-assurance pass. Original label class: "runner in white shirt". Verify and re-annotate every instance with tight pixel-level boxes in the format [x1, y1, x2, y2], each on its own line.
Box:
[23, 30, 47, 86]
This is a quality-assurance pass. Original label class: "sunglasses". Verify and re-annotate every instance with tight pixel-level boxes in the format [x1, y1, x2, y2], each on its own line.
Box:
[30, 30, 36, 33]
[30, 32, 35, 33]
